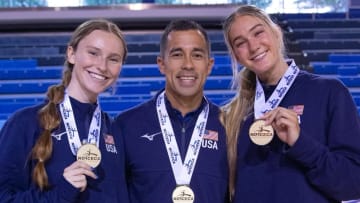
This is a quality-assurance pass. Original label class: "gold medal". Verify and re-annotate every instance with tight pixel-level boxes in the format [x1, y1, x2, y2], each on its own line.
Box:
[76, 143, 101, 168]
[172, 185, 195, 203]
[249, 119, 274, 145]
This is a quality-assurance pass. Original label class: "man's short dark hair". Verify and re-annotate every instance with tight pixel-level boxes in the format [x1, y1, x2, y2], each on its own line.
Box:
[159, 20, 211, 57]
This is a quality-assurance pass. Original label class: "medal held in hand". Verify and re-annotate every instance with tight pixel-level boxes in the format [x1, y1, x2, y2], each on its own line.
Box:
[249, 119, 274, 145]
[172, 185, 195, 203]
[76, 143, 102, 168]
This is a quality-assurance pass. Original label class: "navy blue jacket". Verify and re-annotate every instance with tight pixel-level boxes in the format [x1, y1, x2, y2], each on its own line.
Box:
[0, 97, 129, 203]
[114, 90, 229, 203]
[233, 70, 360, 203]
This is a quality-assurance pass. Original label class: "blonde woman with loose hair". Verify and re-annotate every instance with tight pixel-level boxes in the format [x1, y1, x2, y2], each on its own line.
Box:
[221, 5, 360, 203]
[0, 19, 129, 202]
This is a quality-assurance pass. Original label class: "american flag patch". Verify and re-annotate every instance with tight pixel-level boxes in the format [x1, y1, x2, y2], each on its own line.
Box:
[203, 130, 218, 141]
[288, 105, 304, 115]
[104, 134, 115, 145]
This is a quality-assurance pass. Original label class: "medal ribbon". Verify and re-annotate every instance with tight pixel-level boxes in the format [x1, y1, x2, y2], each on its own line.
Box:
[156, 91, 209, 185]
[254, 60, 299, 119]
[59, 93, 102, 155]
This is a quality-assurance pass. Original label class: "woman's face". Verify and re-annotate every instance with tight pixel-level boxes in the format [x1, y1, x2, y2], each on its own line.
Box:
[67, 29, 125, 102]
[228, 15, 282, 82]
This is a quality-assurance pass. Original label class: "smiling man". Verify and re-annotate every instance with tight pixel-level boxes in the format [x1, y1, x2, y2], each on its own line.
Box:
[113, 20, 229, 203]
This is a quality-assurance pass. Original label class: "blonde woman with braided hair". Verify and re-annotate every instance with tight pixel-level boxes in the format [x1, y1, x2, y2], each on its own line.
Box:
[0, 19, 129, 202]
[221, 5, 360, 203]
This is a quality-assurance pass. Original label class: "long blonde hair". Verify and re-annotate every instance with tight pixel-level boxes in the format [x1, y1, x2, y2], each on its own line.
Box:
[31, 19, 127, 190]
[220, 5, 286, 199]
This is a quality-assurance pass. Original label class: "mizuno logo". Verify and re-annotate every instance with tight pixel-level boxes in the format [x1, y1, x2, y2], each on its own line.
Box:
[51, 131, 67, 141]
[141, 132, 162, 141]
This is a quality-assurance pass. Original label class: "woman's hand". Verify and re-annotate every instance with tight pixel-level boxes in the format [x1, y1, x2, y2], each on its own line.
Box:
[63, 161, 97, 192]
[261, 107, 300, 146]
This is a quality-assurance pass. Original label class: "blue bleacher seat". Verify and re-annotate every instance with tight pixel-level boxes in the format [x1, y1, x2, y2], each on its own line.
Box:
[0, 81, 57, 94]
[314, 12, 346, 19]
[101, 100, 143, 112]
[124, 33, 161, 43]
[127, 43, 159, 53]
[0, 59, 37, 69]
[211, 64, 232, 76]
[125, 54, 157, 64]
[349, 8, 360, 19]
[0, 102, 37, 114]
[0, 68, 62, 80]
[214, 55, 231, 65]
[0, 47, 59, 57]
[36, 56, 65, 66]
[208, 32, 224, 41]
[0, 35, 69, 46]
[211, 42, 228, 52]
[120, 65, 161, 77]
[353, 96, 360, 106]
[303, 50, 360, 62]
[274, 13, 313, 20]
[310, 62, 339, 74]
[314, 32, 360, 39]
[339, 76, 360, 87]
[120, 83, 153, 94]
[0, 97, 44, 103]
[329, 54, 360, 63]
[205, 76, 232, 89]
[298, 40, 360, 50]
[337, 66, 359, 76]
[287, 19, 360, 29]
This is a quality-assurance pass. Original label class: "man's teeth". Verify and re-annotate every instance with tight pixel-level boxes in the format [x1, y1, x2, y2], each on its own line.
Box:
[180, 76, 195, 80]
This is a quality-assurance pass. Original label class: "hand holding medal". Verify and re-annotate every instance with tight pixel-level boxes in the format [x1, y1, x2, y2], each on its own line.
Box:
[260, 107, 300, 147]
[63, 159, 98, 192]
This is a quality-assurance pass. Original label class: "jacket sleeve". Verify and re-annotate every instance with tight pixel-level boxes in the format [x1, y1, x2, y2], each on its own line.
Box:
[0, 110, 80, 203]
[287, 79, 360, 201]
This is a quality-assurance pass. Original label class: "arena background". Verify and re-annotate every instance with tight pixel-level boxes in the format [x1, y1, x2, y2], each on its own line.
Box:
[0, 0, 359, 129]
[0, 2, 359, 202]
